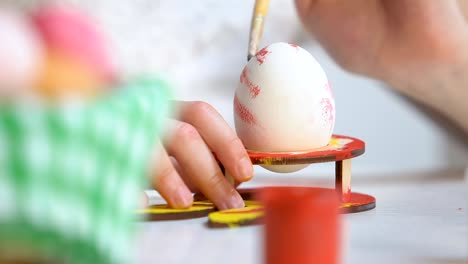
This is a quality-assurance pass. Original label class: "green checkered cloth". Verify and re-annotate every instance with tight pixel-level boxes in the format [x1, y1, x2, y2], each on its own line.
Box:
[0, 77, 172, 264]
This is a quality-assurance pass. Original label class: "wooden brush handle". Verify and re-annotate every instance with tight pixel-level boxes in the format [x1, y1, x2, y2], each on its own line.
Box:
[248, 0, 271, 61]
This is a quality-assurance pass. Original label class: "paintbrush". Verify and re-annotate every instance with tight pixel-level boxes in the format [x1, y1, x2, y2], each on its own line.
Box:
[247, 0, 270, 61]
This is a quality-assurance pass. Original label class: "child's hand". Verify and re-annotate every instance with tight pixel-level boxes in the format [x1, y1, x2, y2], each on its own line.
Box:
[150, 101, 253, 210]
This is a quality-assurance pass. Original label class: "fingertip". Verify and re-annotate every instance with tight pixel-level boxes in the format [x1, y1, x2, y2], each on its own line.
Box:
[295, 0, 316, 10]
[230, 194, 245, 209]
[169, 185, 194, 209]
[218, 189, 245, 210]
[234, 156, 254, 182]
[294, 0, 316, 24]
[233, 196, 245, 209]
[295, 0, 310, 13]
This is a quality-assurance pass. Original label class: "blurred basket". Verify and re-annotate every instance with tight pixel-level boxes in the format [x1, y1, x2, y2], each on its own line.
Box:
[0, 78, 172, 264]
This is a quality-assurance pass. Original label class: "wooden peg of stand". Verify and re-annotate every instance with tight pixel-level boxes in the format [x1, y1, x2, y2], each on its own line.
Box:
[335, 159, 352, 203]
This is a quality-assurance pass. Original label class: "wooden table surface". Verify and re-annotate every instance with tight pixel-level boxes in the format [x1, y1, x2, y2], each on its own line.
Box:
[134, 169, 468, 264]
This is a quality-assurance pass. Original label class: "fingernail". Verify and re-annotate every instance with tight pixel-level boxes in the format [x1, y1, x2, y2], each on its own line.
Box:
[220, 192, 245, 210]
[237, 156, 253, 181]
[172, 186, 193, 208]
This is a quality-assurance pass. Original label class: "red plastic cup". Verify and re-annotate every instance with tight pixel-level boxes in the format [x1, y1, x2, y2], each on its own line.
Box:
[260, 187, 341, 264]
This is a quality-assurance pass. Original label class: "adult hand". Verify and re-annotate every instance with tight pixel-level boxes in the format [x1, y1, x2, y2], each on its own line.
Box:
[150, 101, 253, 210]
[294, 0, 468, 89]
[295, 0, 468, 136]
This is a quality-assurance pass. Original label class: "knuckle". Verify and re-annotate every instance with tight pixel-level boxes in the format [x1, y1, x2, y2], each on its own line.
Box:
[190, 101, 216, 117]
[226, 136, 246, 157]
[154, 163, 175, 187]
[206, 171, 227, 190]
[227, 136, 243, 147]
[227, 136, 243, 149]
[226, 186, 239, 199]
[175, 122, 200, 141]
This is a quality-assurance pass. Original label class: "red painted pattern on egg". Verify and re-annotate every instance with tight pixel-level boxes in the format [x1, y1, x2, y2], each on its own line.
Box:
[234, 95, 257, 125]
[240, 68, 260, 98]
[320, 98, 334, 124]
[255, 47, 270, 65]
[288, 43, 299, 52]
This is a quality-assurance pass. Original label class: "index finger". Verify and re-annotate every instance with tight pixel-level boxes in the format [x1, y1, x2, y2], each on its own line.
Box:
[174, 101, 254, 183]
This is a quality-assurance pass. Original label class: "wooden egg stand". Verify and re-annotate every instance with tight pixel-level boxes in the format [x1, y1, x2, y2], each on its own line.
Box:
[244, 134, 375, 213]
[137, 135, 375, 227]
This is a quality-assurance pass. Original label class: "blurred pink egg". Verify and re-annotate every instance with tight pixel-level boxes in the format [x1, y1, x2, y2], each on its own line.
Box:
[0, 8, 44, 96]
[32, 4, 115, 83]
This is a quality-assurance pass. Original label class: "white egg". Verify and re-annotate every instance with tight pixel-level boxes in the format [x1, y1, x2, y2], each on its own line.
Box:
[0, 8, 44, 97]
[234, 42, 335, 173]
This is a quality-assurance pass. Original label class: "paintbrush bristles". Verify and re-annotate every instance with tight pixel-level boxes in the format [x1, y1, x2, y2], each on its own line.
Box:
[248, 16, 265, 60]
[247, 0, 270, 61]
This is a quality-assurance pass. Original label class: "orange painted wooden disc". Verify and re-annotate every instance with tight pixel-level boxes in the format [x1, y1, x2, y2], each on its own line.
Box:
[247, 135, 365, 165]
